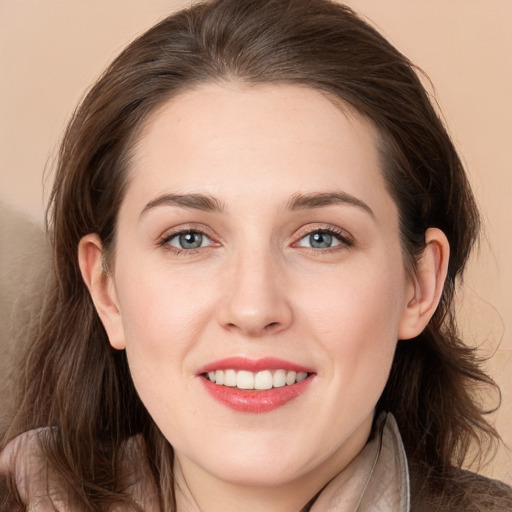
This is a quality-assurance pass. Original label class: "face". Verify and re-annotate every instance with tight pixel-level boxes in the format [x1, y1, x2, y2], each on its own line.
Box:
[94, 83, 418, 493]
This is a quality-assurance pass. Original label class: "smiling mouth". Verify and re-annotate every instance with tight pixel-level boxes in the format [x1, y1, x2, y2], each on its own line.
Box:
[197, 357, 315, 412]
[204, 369, 310, 390]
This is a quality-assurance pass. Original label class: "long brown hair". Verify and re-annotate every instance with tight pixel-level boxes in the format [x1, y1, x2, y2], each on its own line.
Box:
[1, 0, 500, 509]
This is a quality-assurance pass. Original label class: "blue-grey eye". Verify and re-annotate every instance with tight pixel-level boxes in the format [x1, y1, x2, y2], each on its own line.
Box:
[297, 231, 342, 249]
[167, 231, 211, 250]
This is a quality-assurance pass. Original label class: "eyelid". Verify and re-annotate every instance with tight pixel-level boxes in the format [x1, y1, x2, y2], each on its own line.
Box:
[158, 224, 220, 251]
[292, 223, 354, 249]
[156, 222, 353, 253]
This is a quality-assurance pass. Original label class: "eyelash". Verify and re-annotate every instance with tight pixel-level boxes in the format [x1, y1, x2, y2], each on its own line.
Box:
[158, 225, 353, 255]
[293, 225, 354, 252]
[158, 228, 217, 255]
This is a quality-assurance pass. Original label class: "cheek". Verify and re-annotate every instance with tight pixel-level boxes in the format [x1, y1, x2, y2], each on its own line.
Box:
[113, 272, 209, 425]
[297, 257, 406, 375]
[111, 262, 218, 410]
[115, 263, 212, 347]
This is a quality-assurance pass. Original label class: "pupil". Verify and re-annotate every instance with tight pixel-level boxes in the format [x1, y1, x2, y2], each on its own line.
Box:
[310, 232, 332, 249]
[179, 232, 203, 249]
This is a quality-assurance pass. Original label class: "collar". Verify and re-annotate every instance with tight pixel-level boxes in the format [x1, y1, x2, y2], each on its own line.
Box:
[309, 413, 410, 512]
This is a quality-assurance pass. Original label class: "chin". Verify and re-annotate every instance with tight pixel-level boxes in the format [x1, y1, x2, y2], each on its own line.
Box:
[206, 457, 308, 488]
[176, 433, 314, 487]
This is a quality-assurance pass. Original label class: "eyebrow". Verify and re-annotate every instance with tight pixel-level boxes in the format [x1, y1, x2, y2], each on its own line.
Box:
[287, 191, 375, 218]
[140, 193, 225, 218]
[139, 190, 374, 219]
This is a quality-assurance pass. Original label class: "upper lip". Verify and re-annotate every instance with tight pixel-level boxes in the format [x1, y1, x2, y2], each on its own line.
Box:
[197, 357, 314, 375]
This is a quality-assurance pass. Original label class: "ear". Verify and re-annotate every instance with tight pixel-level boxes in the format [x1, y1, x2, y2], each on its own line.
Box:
[398, 228, 450, 340]
[78, 234, 126, 350]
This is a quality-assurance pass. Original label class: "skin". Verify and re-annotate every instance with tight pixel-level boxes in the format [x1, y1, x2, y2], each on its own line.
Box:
[80, 83, 449, 512]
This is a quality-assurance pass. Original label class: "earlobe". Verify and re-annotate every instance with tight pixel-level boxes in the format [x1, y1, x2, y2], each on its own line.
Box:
[78, 234, 126, 350]
[398, 228, 450, 340]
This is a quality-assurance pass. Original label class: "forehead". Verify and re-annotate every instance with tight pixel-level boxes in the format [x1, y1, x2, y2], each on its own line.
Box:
[124, 82, 396, 223]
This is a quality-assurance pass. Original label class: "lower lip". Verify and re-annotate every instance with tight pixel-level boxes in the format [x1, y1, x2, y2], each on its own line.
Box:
[200, 376, 313, 413]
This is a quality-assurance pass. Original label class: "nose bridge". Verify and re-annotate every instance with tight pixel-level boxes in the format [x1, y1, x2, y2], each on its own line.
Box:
[219, 239, 292, 336]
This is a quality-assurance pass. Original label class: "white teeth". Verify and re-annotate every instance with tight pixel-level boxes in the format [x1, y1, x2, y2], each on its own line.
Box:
[285, 370, 297, 386]
[296, 372, 308, 382]
[206, 369, 309, 389]
[224, 369, 237, 387]
[237, 370, 254, 390]
[273, 369, 286, 388]
[254, 370, 273, 390]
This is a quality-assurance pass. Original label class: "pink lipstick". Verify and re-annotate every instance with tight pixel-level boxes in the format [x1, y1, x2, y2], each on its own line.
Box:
[197, 357, 315, 413]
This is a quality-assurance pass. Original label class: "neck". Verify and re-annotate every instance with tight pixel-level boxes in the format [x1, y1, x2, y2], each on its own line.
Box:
[173, 418, 373, 512]
[174, 461, 320, 512]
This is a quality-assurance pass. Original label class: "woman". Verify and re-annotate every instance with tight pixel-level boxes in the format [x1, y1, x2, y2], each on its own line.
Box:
[1, 0, 511, 510]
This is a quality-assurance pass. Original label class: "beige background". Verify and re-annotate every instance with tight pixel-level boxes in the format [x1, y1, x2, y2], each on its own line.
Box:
[0, 0, 510, 483]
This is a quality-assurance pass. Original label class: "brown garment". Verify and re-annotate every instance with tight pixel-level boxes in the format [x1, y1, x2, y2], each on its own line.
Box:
[410, 462, 512, 512]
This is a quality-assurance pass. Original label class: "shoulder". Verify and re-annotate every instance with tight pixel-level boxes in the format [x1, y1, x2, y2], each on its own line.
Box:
[0, 429, 53, 509]
[1, 430, 160, 511]
[410, 462, 512, 512]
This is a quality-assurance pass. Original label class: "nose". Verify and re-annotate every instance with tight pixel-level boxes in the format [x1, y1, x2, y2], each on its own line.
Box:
[217, 247, 293, 337]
